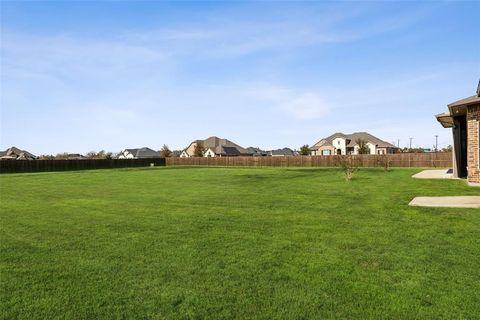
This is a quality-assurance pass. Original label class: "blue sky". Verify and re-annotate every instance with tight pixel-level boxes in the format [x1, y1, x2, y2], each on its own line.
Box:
[1, 1, 479, 154]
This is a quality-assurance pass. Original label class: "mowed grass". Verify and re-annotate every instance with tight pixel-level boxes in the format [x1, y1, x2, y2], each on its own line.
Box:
[1, 167, 479, 319]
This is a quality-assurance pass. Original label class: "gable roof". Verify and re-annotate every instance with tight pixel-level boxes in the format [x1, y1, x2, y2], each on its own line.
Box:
[0, 146, 36, 159]
[448, 95, 480, 108]
[185, 136, 252, 156]
[222, 146, 241, 155]
[436, 81, 480, 127]
[124, 147, 160, 158]
[346, 132, 397, 148]
[311, 132, 345, 148]
[311, 132, 397, 150]
[247, 147, 268, 156]
[171, 150, 182, 157]
[269, 147, 294, 156]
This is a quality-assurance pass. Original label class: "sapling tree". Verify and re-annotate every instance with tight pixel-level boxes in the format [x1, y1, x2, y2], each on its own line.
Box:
[377, 154, 391, 172]
[335, 154, 359, 181]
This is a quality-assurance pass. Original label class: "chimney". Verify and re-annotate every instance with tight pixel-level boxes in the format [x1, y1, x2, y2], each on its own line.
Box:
[477, 79, 480, 97]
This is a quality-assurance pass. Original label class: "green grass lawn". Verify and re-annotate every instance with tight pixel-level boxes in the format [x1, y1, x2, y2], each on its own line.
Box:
[1, 167, 479, 319]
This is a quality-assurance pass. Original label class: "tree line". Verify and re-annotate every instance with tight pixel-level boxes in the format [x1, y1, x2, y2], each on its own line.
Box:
[37, 140, 453, 159]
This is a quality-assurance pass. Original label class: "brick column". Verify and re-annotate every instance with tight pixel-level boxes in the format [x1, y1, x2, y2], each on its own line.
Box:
[467, 105, 480, 183]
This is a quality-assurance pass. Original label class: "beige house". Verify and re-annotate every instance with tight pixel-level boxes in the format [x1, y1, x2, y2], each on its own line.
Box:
[0, 146, 36, 160]
[180, 136, 253, 157]
[310, 132, 398, 156]
[436, 82, 480, 185]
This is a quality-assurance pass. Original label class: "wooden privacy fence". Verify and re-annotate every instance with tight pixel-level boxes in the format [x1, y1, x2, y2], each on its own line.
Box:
[0, 158, 166, 174]
[166, 152, 453, 168]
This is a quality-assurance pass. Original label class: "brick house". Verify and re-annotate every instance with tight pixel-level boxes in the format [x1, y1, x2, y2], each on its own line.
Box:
[436, 82, 480, 185]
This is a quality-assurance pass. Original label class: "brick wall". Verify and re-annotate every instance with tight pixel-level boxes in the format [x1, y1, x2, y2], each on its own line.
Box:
[467, 105, 480, 183]
[312, 145, 336, 156]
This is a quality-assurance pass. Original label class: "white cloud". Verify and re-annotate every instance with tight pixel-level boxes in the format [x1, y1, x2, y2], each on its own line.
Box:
[120, 6, 433, 58]
[247, 85, 328, 120]
[284, 93, 327, 120]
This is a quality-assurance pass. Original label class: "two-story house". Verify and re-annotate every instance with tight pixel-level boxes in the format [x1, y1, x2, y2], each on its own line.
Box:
[310, 132, 398, 156]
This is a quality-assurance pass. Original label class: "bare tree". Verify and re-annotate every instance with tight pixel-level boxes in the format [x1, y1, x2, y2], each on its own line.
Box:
[85, 151, 97, 159]
[160, 144, 172, 157]
[55, 152, 69, 160]
[335, 154, 359, 181]
[377, 154, 391, 172]
[84, 150, 112, 159]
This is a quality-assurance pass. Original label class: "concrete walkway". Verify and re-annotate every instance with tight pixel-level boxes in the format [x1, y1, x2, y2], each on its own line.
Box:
[409, 196, 480, 208]
[412, 169, 454, 180]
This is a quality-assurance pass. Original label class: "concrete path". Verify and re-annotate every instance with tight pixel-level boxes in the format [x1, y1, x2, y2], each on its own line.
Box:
[412, 169, 454, 180]
[409, 196, 480, 208]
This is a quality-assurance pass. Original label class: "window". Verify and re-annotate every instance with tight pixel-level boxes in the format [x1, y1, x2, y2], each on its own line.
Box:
[322, 150, 331, 156]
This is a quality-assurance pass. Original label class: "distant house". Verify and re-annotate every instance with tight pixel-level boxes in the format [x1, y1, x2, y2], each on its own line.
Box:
[436, 81, 480, 185]
[180, 136, 253, 157]
[310, 132, 398, 156]
[118, 147, 161, 159]
[246, 147, 268, 157]
[0, 147, 36, 160]
[171, 150, 182, 157]
[268, 148, 295, 157]
[66, 154, 85, 160]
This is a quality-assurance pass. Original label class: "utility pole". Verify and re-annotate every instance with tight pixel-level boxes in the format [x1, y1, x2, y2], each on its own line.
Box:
[435, 135, 438, 152]
[409, 137, 413, 150]
[397, 139, 400, 148]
